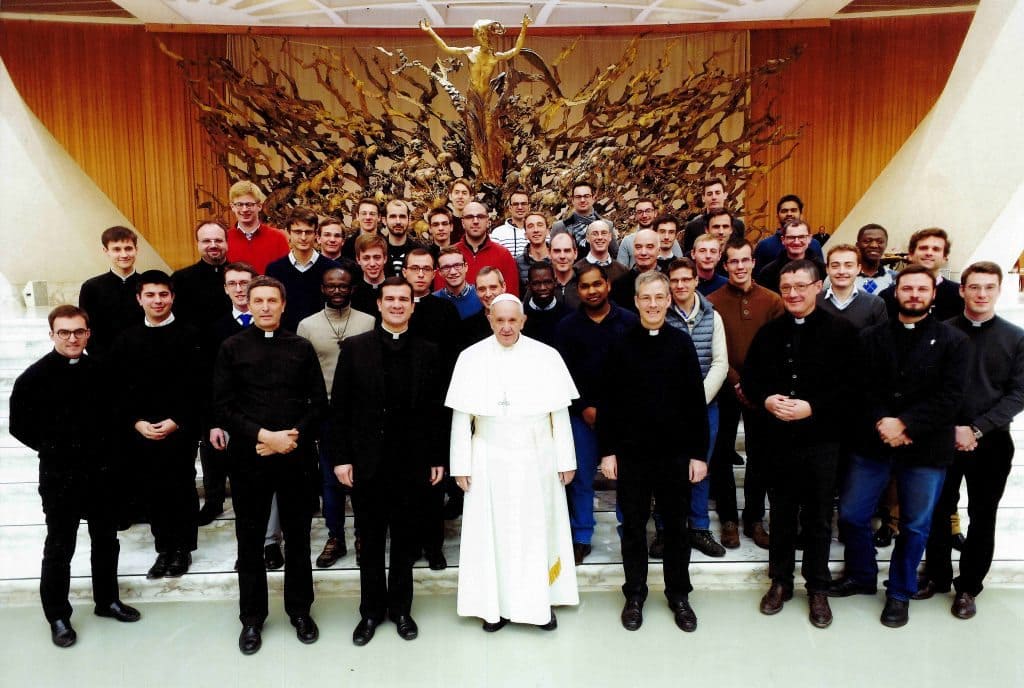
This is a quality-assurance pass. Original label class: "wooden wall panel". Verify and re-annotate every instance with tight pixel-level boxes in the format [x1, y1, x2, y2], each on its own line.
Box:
[0, 21, 227, 270]
[749, 14, 972, 239]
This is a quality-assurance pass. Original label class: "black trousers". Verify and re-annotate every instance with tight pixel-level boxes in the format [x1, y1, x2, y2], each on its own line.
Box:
[38, 466, 119, 622]
[419, 480, 445, 555]
[618, 456, 693, 605]
[740, 409, 771, 526]
[199, 440, 228, 508]
[136, 434, 199, 553]
[353, 478, 421, 620]
[924, 430, 1014, 596]
[711, 387, 740, 523]
[230, 451, 314, 626]
[766, 442, 839, 593]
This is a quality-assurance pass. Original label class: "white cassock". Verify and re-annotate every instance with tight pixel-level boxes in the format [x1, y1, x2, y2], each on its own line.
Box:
[446, 334, 580, 625]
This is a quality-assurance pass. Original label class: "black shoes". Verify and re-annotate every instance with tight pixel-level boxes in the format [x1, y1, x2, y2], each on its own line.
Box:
[537, 609, 557, 631]
[873, 523, 895, 548]
[352, 617, 381, 646]
[425, 550, 448, 571]
[165, 550, 191, 578]
[393, 614, 419, 640]
[291, 615, 319, 644]
[620, 598, 643, 631]
[146, 553, 171, 579]
[239, 624, 263, 655]
[573, 543, 592, 565]
[197, 503, 223, 527]
[952, 591, 977, 620]
[950, 532, 966, 552]
[264, 543, 285, 570]
[808, 593, 833, 629]
[911, 579, 950, 600]
[315, 537, 346, 568]
[689, 529, 726, 558]
[881, 597, 909, 628]
[482, 618, 510, 633]
[671, 599, 697, 633]
[50, 619, 76, 648]
[648, 531, 665, 559]
[827, 577, 878, 598]
[94, 601, 141, 623]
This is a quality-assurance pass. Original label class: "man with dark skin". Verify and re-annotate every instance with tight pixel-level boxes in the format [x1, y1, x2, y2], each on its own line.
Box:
[523, 262, 572, 347]
[854, 223, 896, 295]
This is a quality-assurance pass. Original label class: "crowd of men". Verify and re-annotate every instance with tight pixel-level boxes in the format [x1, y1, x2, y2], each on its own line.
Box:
[10, 177, 1024, 652]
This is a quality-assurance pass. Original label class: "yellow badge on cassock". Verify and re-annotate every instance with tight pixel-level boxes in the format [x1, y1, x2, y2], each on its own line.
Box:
[549, 557, 561, 586]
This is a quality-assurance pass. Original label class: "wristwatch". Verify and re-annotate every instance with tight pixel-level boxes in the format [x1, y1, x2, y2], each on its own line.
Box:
[971, 425, 983, 440]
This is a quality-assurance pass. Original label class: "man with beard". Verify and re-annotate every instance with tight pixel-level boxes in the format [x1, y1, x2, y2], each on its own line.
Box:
[555, 264, 639, 563]
[453, 201, 520, 297]
[172, 220, 231, 330]
[297, 264, 375, 569]
[383, 200, 422, 277]
[879, 228, 963, 320]
[830, 264, 968, 628]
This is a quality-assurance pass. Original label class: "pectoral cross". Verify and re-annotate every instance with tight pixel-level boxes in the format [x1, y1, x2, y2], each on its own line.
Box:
[498, 392, 511, 414]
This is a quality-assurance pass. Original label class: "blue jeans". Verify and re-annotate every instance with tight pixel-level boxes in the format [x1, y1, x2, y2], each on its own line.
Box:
[319, 424, 347, 539]
[567, 415, 598, 545]
[837, 452, 946, 602]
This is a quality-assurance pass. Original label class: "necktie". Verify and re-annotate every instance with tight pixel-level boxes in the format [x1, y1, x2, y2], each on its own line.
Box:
[238, 313, 252, 327]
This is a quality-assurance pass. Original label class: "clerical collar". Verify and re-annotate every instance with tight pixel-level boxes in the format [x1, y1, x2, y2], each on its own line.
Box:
[289, 251, 320, 272]
[648, 328, 660, 336]
[381, 324, 407, 339]
[68, 357, 80, 365]
[902, 322, 916, 330]
[528, 298, 558, 311]
[263, 329, 275, 338]
[966, 313, 995, 327]
[145, 313, 175, 328]
[111, 269, 136, 282]
[793, 317, 806, 325]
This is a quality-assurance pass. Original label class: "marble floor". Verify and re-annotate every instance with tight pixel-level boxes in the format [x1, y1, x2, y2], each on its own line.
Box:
[1, 590, 1023, 688]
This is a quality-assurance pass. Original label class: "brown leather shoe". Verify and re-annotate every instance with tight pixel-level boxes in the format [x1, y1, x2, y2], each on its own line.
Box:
[951, 591, 976, 620]
[759, 582, 792, 615]
[744, 521, 770, 549]
[315, 537, 346, 568]
[809, 593, 832, 628]
[911, 579, 950, 600]
[720, 521, 740, 549]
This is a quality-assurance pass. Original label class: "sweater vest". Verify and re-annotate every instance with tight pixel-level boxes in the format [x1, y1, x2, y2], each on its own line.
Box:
[668, 292, 715, 378]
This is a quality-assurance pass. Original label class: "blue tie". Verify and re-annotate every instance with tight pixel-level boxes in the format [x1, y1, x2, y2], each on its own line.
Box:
[238, 313, 252, 327]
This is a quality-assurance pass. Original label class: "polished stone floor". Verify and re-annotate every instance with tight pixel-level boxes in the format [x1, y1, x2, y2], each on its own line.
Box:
[2, 590, 1023, 688]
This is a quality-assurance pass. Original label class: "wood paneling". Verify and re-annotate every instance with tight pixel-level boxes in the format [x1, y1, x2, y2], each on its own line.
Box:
[748, 14, 972, 238]
[0, 21, 227, 269]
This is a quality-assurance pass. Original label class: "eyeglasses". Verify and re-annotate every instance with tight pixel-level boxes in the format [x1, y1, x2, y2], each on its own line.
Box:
[226, 280, 250, 289]
[405, 265, 434, 274]
[635, 207, 656, 214]
[439, 263, 467, 272]
[783, 235, 811, 243]
[779, 282, 818, 294]
[289, 229, 316, 236]
[232, 202, 259, 210]
[462, 214, 488, 221]
[322, 285, 351, 292]
[54, 328, 89, 340]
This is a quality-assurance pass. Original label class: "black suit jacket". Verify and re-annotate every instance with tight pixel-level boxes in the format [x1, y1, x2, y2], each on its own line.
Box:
[330, 329, 448, 483]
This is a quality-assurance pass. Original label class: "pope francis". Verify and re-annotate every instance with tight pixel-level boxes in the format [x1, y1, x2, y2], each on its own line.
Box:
[446, 294, 580, 631]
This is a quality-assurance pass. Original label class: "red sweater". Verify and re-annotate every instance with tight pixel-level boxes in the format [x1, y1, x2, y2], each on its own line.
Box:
[432, 236, 520, 297]
[226, 223, 289, 275]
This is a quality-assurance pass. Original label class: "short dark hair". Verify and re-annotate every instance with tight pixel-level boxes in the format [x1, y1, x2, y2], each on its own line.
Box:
[908, 227, 951, 257]
[223, 262, 257, 281]
[356, 198, 380, 214]
[782, 218, 810, 236]
[856, 223, 888, 242]
[101, 226, 137, 247]
[528, 262, 555, 282]
[572, 180, 594, 195]
[403, 247, 435, 267]
[330, 257, 362, 283]
[701, 177, 726, 193]
[136, 270, 174, 295]
[895, 263, 937, 288]
[575, 262, 608, 282]
[194, 220, 227, 241]
[667, 257, 697, 276]
[776, 194, 804, 213]
[248, 275, 287, 301]
[960, 260, 1003, 287]
[706, 209, 732, 225]
[632, 197, 658, 210]
[652, 214, 679, 232]
[285, 206, 320, 232]
[723, 236, 752, 259]
[779, 259, 821, 282]
[377, 275, 413, 299]
[426, 207, 454, 226]
[319, 215, 344, 230]
[49, 304, 88, 330]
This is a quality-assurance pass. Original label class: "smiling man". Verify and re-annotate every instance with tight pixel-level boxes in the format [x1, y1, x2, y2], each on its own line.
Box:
[172, 220, 232, 330]
[448, 294, 580, 632]
[214, 275, 328, 654]
[341, 199, 382, 260]
[331, 276, 446, 646]
[551, 180, 608, 257]
[599, 271, 709, 633]
[317, 216, 345, 261]
[743, 260, 856, 629]
[523, 263, 572, 347]
[297, 263, 375, 569]
[454, 201, 520, 297]
[79, 226, 144, 360]
[879, 228, 963, 320]
[853, 223, 897, 295]
[611, 228, 660, 313]
[817, 243, 887, 329]
[266, 207, 341, 332]
[10, 305, 142, 648]
[224, 180, 289, 274]
[682, 178, 746, 253]
[110, 270, 203, 579]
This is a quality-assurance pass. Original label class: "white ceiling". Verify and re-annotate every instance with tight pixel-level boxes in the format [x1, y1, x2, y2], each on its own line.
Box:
[111, 0, 855, 28]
